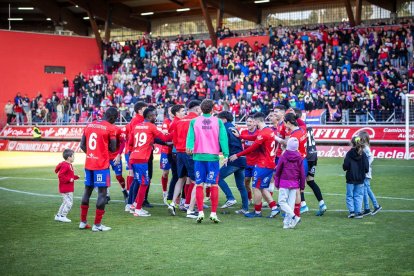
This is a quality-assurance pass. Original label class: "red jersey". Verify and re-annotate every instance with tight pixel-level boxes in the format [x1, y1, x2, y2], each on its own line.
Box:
[109, 126, 125, 160]
[83, 120, 117, 170]
[237, 127, 276, 169]
[161, 118, 172, 154]
[275, 121, 287, 157]
[240, 128, 260, 166]
[169, 112, 198, 153]
[125, 114, 144, 153]
[129, 122, 171, 164]
[289, 127, 307, 158]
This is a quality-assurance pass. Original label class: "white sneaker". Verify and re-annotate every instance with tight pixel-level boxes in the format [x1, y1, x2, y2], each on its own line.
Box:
[209, 213, 221, 223]
[124, 204, 131, 212]
[79, 221, 91, 229]
[221, 199, 237, 209]
[186, 210, 198, 219]
[58, 216, 71, 223]
[235, 209, 248, 215]
[289, 216, 301, 229]
[92, 224, 112, 232]
[54, 215, 61, 221]
[141, 208, 149, 214]
[134, 209, 151, 217]
[196, 212, 205, 223]
[168, 204, 176, 216]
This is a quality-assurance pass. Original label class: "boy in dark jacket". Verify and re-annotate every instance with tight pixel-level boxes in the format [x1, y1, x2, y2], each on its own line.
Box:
[54, 149, 80, 223]
[275, 137, 305, 229]
[343, 136, 369, 219]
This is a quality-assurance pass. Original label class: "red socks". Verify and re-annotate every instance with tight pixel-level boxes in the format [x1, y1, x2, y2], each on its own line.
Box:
[196, 185, 204, 212]
[254, 203, 262, 213]
[269, 201, 277, 209]
[210, 185, 219, 212]
[294, 203, 301, 217]
[116, 175, 126, 189]
[80, 204, 89, 222]
[135, 184, 148, 209]
[94, 209, 105, 225]
[185, 182, 195, 205]
[184, 184, 190, 201]
[126, 176, 133, 191]
[161, 176, 168, 192]
[206, 186, 211, 198]
[247, 191, 252, 200]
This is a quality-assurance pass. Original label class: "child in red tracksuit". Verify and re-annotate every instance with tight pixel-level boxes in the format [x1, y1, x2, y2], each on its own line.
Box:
[54, 149, 79, 223]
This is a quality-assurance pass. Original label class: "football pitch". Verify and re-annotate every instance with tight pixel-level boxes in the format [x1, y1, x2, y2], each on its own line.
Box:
[0, 152, 413, 275]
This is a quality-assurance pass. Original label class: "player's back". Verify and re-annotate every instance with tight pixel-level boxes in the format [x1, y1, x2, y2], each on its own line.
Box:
[306, 126, 317, 161]
[256, 127, 276, 169]
[173, 112, 198, 152]
[289, 127, 307, 158]
[84, 120, 115, 170]
[129, 122, 157, 162]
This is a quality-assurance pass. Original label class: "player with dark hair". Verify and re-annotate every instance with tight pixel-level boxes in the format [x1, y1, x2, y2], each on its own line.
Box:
[293, 108, 327, 216]
[125, 101, 147, 212]
[160, 106, 173, 204]
[283, 112, 308, 218]
[167, 100, 201, 216]
[217, 111, 249, 214]
[79, 107, 118, 232]
[187, 99, 229, 223]
[128, 108, 171, 217]
[230, 112, 280, 218]
[166, 104, 186, 204]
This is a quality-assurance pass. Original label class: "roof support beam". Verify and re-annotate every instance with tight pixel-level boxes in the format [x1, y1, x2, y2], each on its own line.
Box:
[31, 0, 88, 35]
[205, 0, 259, 23]
[343, 0, 356, 27]
[104, 5, 112, 42]
[199, 0, 217, 47]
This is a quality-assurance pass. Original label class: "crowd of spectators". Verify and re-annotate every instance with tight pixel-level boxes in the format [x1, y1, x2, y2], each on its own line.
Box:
[5, 19, 414, 125]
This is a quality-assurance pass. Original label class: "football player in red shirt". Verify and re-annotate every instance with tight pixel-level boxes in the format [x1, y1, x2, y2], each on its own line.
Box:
[108, 126, 128, 203]
[283, 112, 308, 218]
[238, 116, 258, 205]
[79, 107, 118, 232]
[167, 100, 201, 216]
[160, 106, 173, 204]
[128, 108, 171, 217]
[125, 102, 147, 212]
[230, 112, 280, 218]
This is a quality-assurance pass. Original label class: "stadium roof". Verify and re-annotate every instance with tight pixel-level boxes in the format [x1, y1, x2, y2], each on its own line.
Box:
[0, 0, 398, 37]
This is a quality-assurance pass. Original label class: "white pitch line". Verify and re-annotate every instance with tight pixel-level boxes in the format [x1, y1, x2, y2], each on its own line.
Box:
[1, 176, 414, 201]
[0, 186, 413, 213]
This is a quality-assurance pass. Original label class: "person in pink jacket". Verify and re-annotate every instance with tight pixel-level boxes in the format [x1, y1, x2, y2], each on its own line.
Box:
[274, 137, 306, 229]
[54, 149, 80, 223]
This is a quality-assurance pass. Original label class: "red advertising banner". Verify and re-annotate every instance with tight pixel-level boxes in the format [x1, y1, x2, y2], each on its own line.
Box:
[1, 140, 82, 153]
[317, 145, 414, 159]
[1, 125, 413, 144]
[0, 139, 8, 151]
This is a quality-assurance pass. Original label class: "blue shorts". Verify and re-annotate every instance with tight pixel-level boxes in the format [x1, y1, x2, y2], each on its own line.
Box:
[110, 159, 123, 176]
[176, 152, 195, 179]
[131, 163, 150, 186]
[252, 167, 273, 189]
[125, 153, 130, 170]
[245, 165, 255, 178]
[160, 153, 171, 170]
[302, 158, 308, 178]
[84, 169, 111, 188]
[275, 157, 280, 165]
[194, 160, 220, 185]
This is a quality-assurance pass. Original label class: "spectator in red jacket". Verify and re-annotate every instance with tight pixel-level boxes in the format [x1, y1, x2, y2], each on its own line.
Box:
[54, 149, 80, 223]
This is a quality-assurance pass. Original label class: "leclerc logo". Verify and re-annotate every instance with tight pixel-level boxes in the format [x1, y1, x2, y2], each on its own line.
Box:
[353, 127, 376, 139]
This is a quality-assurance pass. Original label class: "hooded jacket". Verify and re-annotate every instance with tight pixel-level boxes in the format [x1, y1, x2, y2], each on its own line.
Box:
[55, 161, 79, 193]
[343, 148, 369, 184]
[274, 150, 305, 190]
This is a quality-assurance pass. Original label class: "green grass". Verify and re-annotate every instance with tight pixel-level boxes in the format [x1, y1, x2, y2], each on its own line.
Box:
[0, 152, 414, 275]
